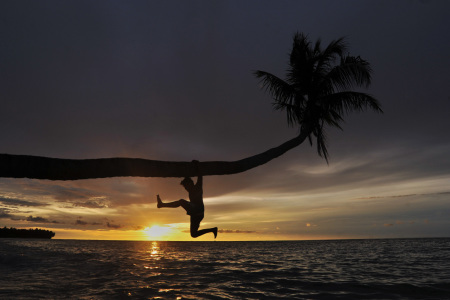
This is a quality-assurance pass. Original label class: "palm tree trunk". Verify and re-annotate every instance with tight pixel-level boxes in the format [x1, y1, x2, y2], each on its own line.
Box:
[0, 132, 308, 180]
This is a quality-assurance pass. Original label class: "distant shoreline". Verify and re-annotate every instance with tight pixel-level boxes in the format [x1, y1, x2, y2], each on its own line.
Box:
[0, 227, 55, 239]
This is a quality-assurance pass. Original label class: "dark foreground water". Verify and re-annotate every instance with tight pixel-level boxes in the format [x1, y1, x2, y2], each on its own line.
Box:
[1, 239, 449, 299]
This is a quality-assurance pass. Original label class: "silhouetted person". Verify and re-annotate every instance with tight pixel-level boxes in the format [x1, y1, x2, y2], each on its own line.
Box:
[157, 160, 218, 239]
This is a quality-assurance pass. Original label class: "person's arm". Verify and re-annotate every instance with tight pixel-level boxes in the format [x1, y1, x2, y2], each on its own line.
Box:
[192, 160, 202, 187]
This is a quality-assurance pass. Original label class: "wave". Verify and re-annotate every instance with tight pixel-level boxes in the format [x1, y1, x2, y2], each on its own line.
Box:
[1, 239, 449, 299]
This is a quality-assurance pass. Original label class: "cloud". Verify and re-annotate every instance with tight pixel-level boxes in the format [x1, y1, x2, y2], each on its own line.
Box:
[75, 219, 88, 226]
[74, 218, 103, 226]
[15, 180, 110, 204]
[26, 215, 58, 224]
[355, 191, 450, 201]
[0, 208, 24, 221]
[0, 197, 47, 207]
[218, 229, 256, 234]
[106, 222, 122, 229]
[51, 185, 103, 202]
[73, 199, 109, 209]
[0, 208, 13, 219]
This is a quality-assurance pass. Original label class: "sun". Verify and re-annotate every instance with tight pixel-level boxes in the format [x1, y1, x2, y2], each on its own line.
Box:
[142, 225, 172, 240]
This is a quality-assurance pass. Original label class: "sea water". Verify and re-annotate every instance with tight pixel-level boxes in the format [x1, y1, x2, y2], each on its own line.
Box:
[1, 238, 449, 299]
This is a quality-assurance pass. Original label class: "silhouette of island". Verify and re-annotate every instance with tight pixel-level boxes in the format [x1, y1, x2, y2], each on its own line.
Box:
[0, 227, 55, 239]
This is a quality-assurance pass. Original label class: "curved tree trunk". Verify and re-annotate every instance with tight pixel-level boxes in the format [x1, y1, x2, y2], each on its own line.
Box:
[0, 132, 308, 180]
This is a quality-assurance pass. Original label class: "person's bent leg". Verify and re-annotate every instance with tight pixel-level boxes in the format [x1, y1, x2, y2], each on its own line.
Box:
[190, 216, 218, 238]
[191, 227, 218, 238]
[157, 196, 189, 210]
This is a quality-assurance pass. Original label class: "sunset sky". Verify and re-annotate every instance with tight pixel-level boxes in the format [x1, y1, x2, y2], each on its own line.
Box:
[1, 0, 449, 241]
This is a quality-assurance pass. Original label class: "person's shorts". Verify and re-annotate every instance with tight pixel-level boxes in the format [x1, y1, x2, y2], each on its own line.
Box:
[186, 203, 204, 217]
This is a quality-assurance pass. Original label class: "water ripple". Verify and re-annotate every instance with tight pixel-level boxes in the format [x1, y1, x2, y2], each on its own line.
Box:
[1, 238, 449, 299]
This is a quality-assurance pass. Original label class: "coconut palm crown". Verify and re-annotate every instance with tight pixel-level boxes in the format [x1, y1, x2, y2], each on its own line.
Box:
[255, 32, 382, 162]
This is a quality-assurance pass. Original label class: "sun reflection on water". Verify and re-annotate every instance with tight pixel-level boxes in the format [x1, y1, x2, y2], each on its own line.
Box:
[149, 241, 161, 259]
[140, 241, 163, 278]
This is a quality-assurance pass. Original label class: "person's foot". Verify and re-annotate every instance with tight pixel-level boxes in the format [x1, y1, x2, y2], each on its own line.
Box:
[156, 195, 163, 208]
[213, 227, 218, 239]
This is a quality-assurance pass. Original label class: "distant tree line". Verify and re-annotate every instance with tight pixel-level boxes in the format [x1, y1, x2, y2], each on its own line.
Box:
[0, 226, 55, 239]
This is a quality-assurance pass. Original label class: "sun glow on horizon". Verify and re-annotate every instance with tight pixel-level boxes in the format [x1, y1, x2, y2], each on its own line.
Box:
[142, 225, 173, 241]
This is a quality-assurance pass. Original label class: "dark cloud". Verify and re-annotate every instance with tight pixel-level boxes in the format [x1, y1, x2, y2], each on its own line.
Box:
[0, 197, 46, 207]
[106, 222, 122, 229]
[0, 208, 13, 219]
[0, 208, 24, 221]
[53, 189, 93, 202]
[75, 219, 88, 226]
[2, 180, 102, 202]
[75, 217, 103, 226]
[26, 215, 58, 224]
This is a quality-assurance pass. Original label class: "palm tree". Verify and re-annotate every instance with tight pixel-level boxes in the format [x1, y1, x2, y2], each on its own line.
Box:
[0, 32, 381, 180]
[255, 32, 382, 162]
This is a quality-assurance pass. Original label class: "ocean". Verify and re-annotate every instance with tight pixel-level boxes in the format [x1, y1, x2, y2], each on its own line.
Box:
[1, 238, 449, 299]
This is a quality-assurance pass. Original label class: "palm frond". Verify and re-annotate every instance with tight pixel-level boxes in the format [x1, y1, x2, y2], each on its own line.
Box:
[273, 102, 304, 128]
[321, 92, 383, 115]
[315, 37, 347, 72]
[254, 70, 294, 104]
[312, 122, 330, 163]
[290, 33, 311, 67]
[322, 37, 347, 59]
[313, 38, 322, 54]
[322, 110, 344, 130]
[324, 55, 372, 91]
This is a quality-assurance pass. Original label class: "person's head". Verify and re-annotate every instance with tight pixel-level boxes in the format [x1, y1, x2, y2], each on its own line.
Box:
[180, 177, 194, 191]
